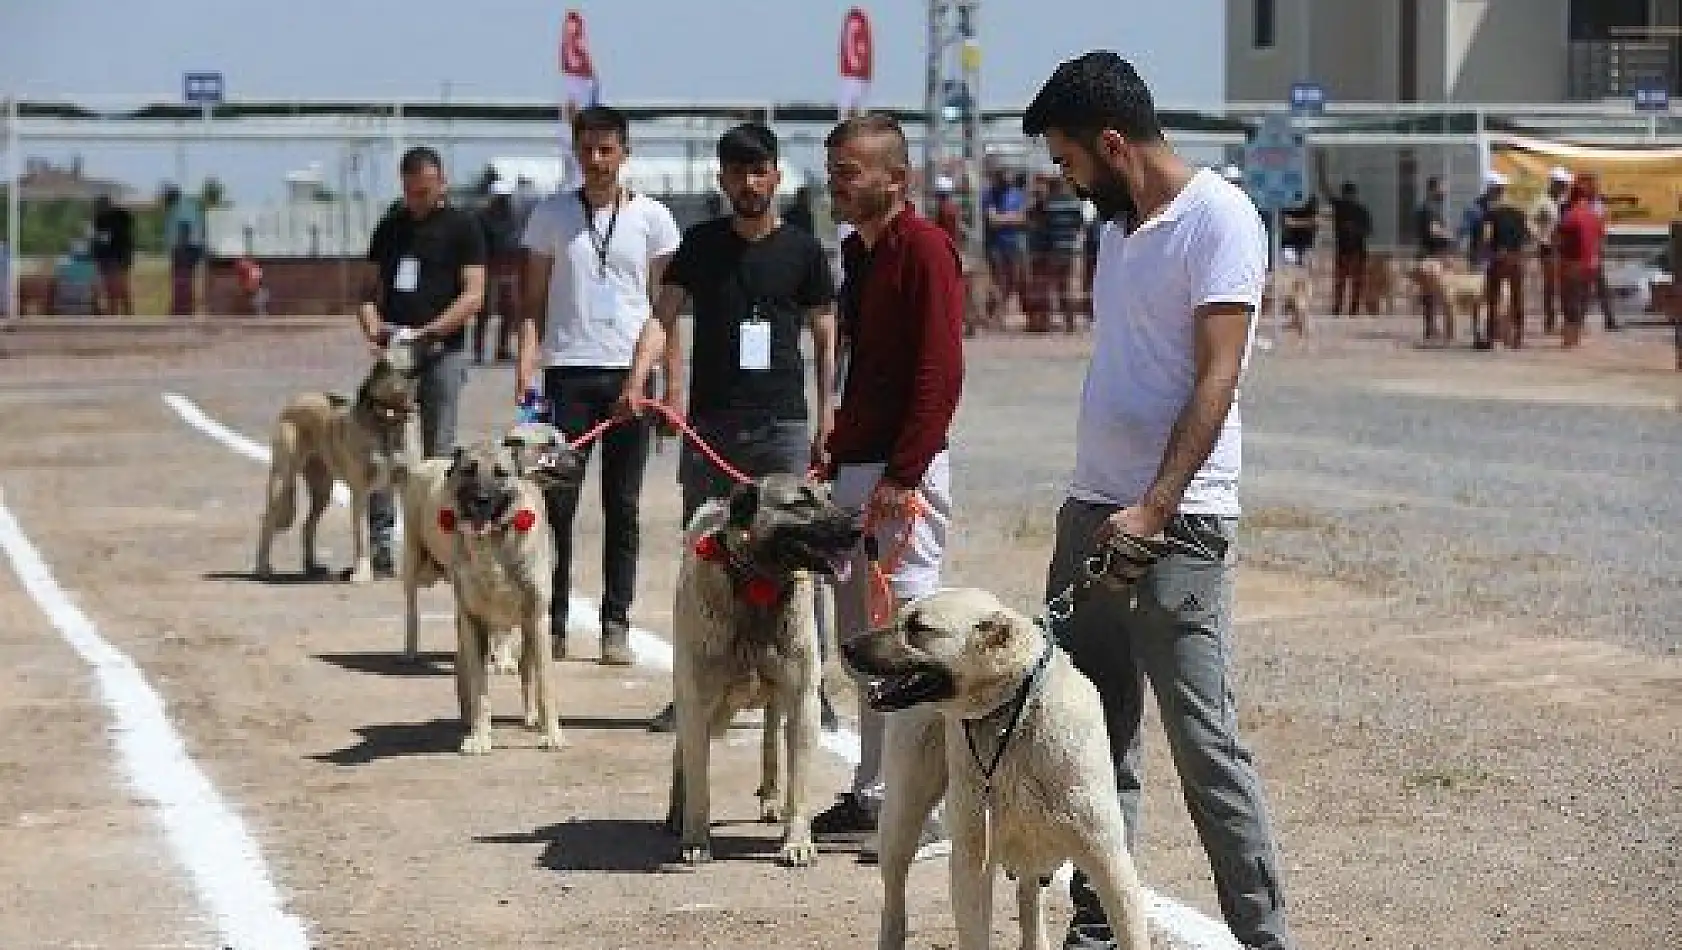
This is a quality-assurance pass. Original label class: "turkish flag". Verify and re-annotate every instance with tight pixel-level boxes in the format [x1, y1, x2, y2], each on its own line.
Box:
[839, 7, 872, 114]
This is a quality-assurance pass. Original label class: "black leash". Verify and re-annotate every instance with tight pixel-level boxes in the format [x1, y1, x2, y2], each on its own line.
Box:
[961, 636, 1057, 801]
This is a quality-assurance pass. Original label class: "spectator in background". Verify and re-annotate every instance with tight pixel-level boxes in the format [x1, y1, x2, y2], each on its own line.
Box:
[1554, 174, 1604, 350]
[234, 256, 268, 316]
[1279, 193, 1317, 266]
[932, 175, 963, 247]
[1040, 174, 1089, 332]
[168, 221, 204, 316]
[1414, 175, 1456, 341]
[1532, 166, 1573, 335]
[475, 179, 522, 363]
[1327, 181, 1372, 315]
[1587, 181, 1619, 332]
[1024, 180, 1054, 332]
[1479, 175, 1530, 349]
[786, 184, 817, 235]
[90, 195, 135, 315]
[983, 167, 1029, 328]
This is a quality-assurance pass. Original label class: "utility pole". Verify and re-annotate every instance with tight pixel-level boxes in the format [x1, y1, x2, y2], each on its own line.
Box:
[924, 0, 984, 319]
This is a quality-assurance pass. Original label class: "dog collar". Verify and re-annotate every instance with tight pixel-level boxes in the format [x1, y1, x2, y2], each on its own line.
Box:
[961, 636, 1057, 802]
[438, 507, 538, 534]
[693, 532, 782, 608]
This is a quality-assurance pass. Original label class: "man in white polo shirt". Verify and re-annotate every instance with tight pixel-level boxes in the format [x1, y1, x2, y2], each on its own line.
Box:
[517, 104, 682, 665]
[1024, 52, 1298, 950]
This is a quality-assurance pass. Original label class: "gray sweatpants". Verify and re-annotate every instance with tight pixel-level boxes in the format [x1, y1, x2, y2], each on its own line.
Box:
[1046, 498, 1297, 950]
[369, 348, 467, 554]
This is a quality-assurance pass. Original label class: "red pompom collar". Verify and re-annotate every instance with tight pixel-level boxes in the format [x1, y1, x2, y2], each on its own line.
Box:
[438, 507, 538, 534]
[693, 531, 783, 608]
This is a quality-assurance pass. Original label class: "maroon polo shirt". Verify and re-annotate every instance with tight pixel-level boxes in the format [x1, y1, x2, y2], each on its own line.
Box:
[828, 204, 965, 488]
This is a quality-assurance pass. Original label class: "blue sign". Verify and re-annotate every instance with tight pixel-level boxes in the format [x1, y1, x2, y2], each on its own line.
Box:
[1289, 82, 1326, 115]
[1634, 83, 1670, 112]
[1242, 114, 1307, 212]
[183, 71, 224, 105]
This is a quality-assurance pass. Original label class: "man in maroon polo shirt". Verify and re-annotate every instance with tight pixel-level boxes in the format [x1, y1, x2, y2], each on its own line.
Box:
[808, 114, 965, 865]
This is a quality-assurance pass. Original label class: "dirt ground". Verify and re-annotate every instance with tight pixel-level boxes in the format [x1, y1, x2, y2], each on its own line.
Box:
[0, 313, 1677, 949]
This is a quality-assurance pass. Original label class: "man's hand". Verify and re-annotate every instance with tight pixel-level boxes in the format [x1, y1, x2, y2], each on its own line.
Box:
[611, 380, 645, 422]
[1094, 504, 1170, 546]
[867, 479, 920, 525]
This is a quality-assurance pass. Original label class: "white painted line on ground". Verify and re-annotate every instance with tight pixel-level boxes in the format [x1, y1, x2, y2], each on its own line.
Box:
[0, 497, 311, 950]
[162, 390, 1240, 950]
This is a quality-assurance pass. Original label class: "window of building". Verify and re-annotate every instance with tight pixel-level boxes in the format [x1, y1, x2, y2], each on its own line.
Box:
[1254, 0, 1276, 50]
[1569, 0, 1648, 42]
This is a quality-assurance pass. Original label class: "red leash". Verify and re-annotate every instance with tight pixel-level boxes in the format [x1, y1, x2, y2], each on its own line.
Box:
[563, 397, 753, 486]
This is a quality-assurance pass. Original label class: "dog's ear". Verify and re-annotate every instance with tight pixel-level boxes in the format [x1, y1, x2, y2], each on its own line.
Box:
[726, 480, 761, 528]
[975, 610, 1019, 651]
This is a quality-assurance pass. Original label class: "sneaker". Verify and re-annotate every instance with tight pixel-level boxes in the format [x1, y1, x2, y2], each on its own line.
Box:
[647, 701, 677, 733]
[810, 793, 877, 837]
[858, 819, 951, 865]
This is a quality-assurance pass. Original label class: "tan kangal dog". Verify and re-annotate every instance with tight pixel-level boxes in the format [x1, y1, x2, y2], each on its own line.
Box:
[422, 429, 582, 754]
[254, 341, 421, 583]
[1263, 263, 1312, 334]
[843, 589, 1152, 950]
[1409, 257, 1484, 343]
[666, 475, 862, 868]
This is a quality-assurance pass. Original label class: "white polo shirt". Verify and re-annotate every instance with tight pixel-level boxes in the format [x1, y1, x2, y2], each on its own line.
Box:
[1070, 169, 1267, 516]
[521, 188, 681, 368]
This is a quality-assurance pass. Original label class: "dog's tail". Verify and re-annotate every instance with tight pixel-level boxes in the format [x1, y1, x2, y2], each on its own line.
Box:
[266, 420, 300, 531]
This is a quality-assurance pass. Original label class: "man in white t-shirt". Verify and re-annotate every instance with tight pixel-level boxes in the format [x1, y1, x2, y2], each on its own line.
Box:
[1023, 52, 1298, 950]
[517, 105, 682, 666]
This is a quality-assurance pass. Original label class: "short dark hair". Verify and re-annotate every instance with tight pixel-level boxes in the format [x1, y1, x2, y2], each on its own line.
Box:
[718, 122, 779, 167]
[399, 146, 443, 176]
[572, 105, 629, 145]
[824, 113, 909, 169]
[1021, 50, 1163, 144]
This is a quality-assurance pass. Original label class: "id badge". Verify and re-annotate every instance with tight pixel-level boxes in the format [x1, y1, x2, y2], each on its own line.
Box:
[589, 277, 618, 324]
[393, 256, 419, 293]
[738, 320, 771, 371]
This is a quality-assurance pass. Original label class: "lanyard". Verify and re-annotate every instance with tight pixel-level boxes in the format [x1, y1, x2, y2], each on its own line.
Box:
[578, 187, 623, 279]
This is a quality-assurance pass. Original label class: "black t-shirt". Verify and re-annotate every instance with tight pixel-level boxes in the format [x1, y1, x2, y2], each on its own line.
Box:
[1485, 204, 1528, 254]
[367, 204, 487, 349]
[663, 218, 836, 421]
[91, 206, 135, 266]
[1416, 201, 1451, 256]
[1331, 197, 1371, 254]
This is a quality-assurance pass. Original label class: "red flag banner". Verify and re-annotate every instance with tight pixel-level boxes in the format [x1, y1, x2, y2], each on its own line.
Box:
[839, 6, 873, 116]
[559, 9, 597, 110]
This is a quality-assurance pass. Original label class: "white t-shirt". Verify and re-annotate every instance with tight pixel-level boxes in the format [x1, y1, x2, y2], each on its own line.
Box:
[1070, 169, 1267, 516]
[521, 188, 681, 368]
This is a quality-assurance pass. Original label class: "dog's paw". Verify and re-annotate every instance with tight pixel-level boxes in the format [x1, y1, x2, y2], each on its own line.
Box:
[538, 729, 565, 751]
[346, 564, 373, 585]
[757, 796, 783, 824]
[776, 839, 817, 868]
[458, 731, 494, 755]
[679, 843, 712, 865]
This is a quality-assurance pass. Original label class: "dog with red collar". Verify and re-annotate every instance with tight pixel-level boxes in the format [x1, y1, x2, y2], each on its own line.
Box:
[400, 423, 582, 755]
[667, 473, 863, 868]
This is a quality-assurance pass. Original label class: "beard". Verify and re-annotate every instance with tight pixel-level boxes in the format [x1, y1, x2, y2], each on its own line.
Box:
[1074, 164, 1137, 231]
[728, 190, 774, 220]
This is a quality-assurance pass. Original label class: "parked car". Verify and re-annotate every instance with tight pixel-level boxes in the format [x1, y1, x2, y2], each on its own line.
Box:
[1604, 248, 1672, 314]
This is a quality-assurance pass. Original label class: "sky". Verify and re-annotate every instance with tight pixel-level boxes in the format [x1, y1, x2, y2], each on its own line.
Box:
[0, 0, 1227, 202]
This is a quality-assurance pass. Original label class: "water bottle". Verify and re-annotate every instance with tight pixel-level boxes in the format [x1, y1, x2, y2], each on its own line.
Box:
[516, 387, 545, 424]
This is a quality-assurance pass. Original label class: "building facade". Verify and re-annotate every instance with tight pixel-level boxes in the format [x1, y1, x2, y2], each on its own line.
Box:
[1227, 0, 1682, 104]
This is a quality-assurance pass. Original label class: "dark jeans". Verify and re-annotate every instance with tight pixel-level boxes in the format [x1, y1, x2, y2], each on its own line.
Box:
[677, 411, 811, 527]
[544, 366, 651, 635]
[369, 347, 467, 555]
[1046, 499, 1297, 950]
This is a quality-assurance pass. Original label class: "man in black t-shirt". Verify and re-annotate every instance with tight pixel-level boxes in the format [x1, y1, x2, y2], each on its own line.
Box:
[358, 146, 487, 575]
[90, 196, 135, 315]
[1479, 179, 1530, 349]
[1328, 181, 1372, 315]
[617, 122, 839, 732]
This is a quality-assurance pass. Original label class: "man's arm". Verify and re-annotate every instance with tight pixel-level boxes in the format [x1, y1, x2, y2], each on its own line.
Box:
[882, 232, 965, 490]
[419, 264, 486, 339]
[618, 282, 686, 418]
[358, 217, 389, 345]
[1135, 302, 1250, 523]
[516, 251, 552, 397]
[808, 304, 839, 466]
[647, 253, 683, 413]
